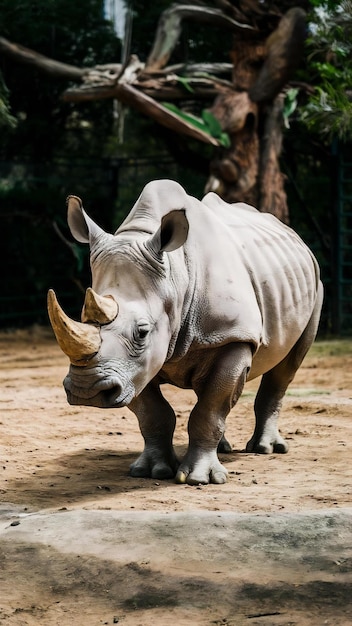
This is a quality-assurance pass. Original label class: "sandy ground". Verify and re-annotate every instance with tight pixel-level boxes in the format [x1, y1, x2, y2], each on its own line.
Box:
[1, 327, 352, 625]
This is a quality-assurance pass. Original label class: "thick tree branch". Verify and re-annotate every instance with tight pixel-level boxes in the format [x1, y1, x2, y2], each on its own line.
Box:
[166, 62, 233, 76]
[145, 3, 256, 72]
[64, 71, 232, 102]
[0, 36, 86, 80]
[65, 81, 220, 146]
[0, 35, 230, 145]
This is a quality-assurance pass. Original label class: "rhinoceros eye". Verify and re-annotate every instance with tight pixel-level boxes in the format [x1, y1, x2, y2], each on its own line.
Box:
[136, 321, 150, 341]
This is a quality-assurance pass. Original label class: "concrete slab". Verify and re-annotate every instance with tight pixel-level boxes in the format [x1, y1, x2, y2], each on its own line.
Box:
[1, 507, 352, 625]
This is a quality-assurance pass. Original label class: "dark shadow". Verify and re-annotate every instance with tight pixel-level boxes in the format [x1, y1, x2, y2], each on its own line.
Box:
[2, 448, 175, 510]
[1, 541, 351, 623]
[2, 444, 243, 511]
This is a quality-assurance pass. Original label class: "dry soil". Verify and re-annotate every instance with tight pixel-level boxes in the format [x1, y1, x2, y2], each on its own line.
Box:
[0, 328, 351, 625]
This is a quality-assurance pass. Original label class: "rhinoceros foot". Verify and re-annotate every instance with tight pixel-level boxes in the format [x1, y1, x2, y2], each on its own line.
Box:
[217, 434, 233, 453]
[130, 448, 180, 480]
[176, 449, 228, 485]
[245, 432, 289, 454]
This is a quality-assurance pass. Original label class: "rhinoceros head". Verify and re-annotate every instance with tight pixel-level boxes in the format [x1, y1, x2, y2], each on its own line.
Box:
[48, 194, 189, 408]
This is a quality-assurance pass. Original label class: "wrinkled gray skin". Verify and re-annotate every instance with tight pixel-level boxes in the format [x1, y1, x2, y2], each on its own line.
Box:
[63, 180, 323, 485]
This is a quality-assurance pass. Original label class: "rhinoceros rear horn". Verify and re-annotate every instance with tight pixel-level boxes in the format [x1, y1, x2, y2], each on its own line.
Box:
[47, 289, 101, 366]
[81, 288, 118, 324]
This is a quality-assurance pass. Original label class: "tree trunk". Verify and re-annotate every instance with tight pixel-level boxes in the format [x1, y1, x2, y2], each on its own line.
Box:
[204, 6, 306, 223]
[259, 95, 288, 222]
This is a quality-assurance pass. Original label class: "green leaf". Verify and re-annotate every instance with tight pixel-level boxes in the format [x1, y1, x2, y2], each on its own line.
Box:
[175, 76, 194, 94]
[202, 110, 230, 146]
[162, 102, 230, 147]
[162, 102, 211, 135]
[162, 102, 208, 132]
[201, 110, 223, 138]
[314, 62, 341, 79]
[219, 132, 231, 148]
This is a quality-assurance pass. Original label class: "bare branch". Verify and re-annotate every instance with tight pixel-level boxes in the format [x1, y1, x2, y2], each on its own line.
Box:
[138, 69, 233, 98]
[63, 76, 230, 102]
[145, 3, 256, 72]
[0, 34, 228, 143]
[82, 63, 123, 85]
[64, 81, 220, 146]
[0, 36, 86, 80]
[165, 62, 233, 76]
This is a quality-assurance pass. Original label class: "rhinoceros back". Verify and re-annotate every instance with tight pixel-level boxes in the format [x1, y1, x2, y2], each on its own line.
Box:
[112, 181, 321, 377]
[173, 191, 320, 377]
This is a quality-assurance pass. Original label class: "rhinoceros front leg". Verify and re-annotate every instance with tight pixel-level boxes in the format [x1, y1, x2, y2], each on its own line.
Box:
[176, 343, 252, 485]
[129, 383, 179, 479]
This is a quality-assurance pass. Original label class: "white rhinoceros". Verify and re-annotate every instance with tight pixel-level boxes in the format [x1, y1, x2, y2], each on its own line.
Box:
[48, 179, 323, 485]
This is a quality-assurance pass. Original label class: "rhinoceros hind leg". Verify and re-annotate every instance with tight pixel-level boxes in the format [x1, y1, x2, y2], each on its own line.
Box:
[246, 283, 323, 455]
[217, 434, 233, 453]
[246, 429, 288, 454]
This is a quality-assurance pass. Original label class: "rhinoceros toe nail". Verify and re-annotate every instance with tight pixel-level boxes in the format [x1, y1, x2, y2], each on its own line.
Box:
[212, 471, 227, 484]
[176, 471, 187, 484]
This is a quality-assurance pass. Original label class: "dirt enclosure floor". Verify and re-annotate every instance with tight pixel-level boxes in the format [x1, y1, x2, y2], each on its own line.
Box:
[1, 328, 352, 625]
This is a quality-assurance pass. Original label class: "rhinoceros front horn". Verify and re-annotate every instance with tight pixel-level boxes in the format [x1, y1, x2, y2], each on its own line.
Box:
[81, 287, 118, 324]
[47, 289, 101, 366]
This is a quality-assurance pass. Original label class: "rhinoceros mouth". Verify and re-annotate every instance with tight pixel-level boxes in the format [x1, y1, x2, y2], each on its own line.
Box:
[65, 386, 134, 408]
[64, 375, 135, 409]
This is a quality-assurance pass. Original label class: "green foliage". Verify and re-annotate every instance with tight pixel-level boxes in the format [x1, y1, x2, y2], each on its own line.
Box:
[299, 1, 352, 141]
[175, 75, 195, 94]
[162, 102, 230, 148]
[300, 84, 352, 138]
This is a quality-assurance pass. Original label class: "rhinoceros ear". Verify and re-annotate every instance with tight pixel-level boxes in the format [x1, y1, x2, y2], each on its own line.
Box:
[147, 209, 189, 254]
[67, 195, 105, 244]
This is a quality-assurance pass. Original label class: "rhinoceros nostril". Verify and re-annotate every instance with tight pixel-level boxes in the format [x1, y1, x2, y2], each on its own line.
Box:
[103, 384, 122, 403]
